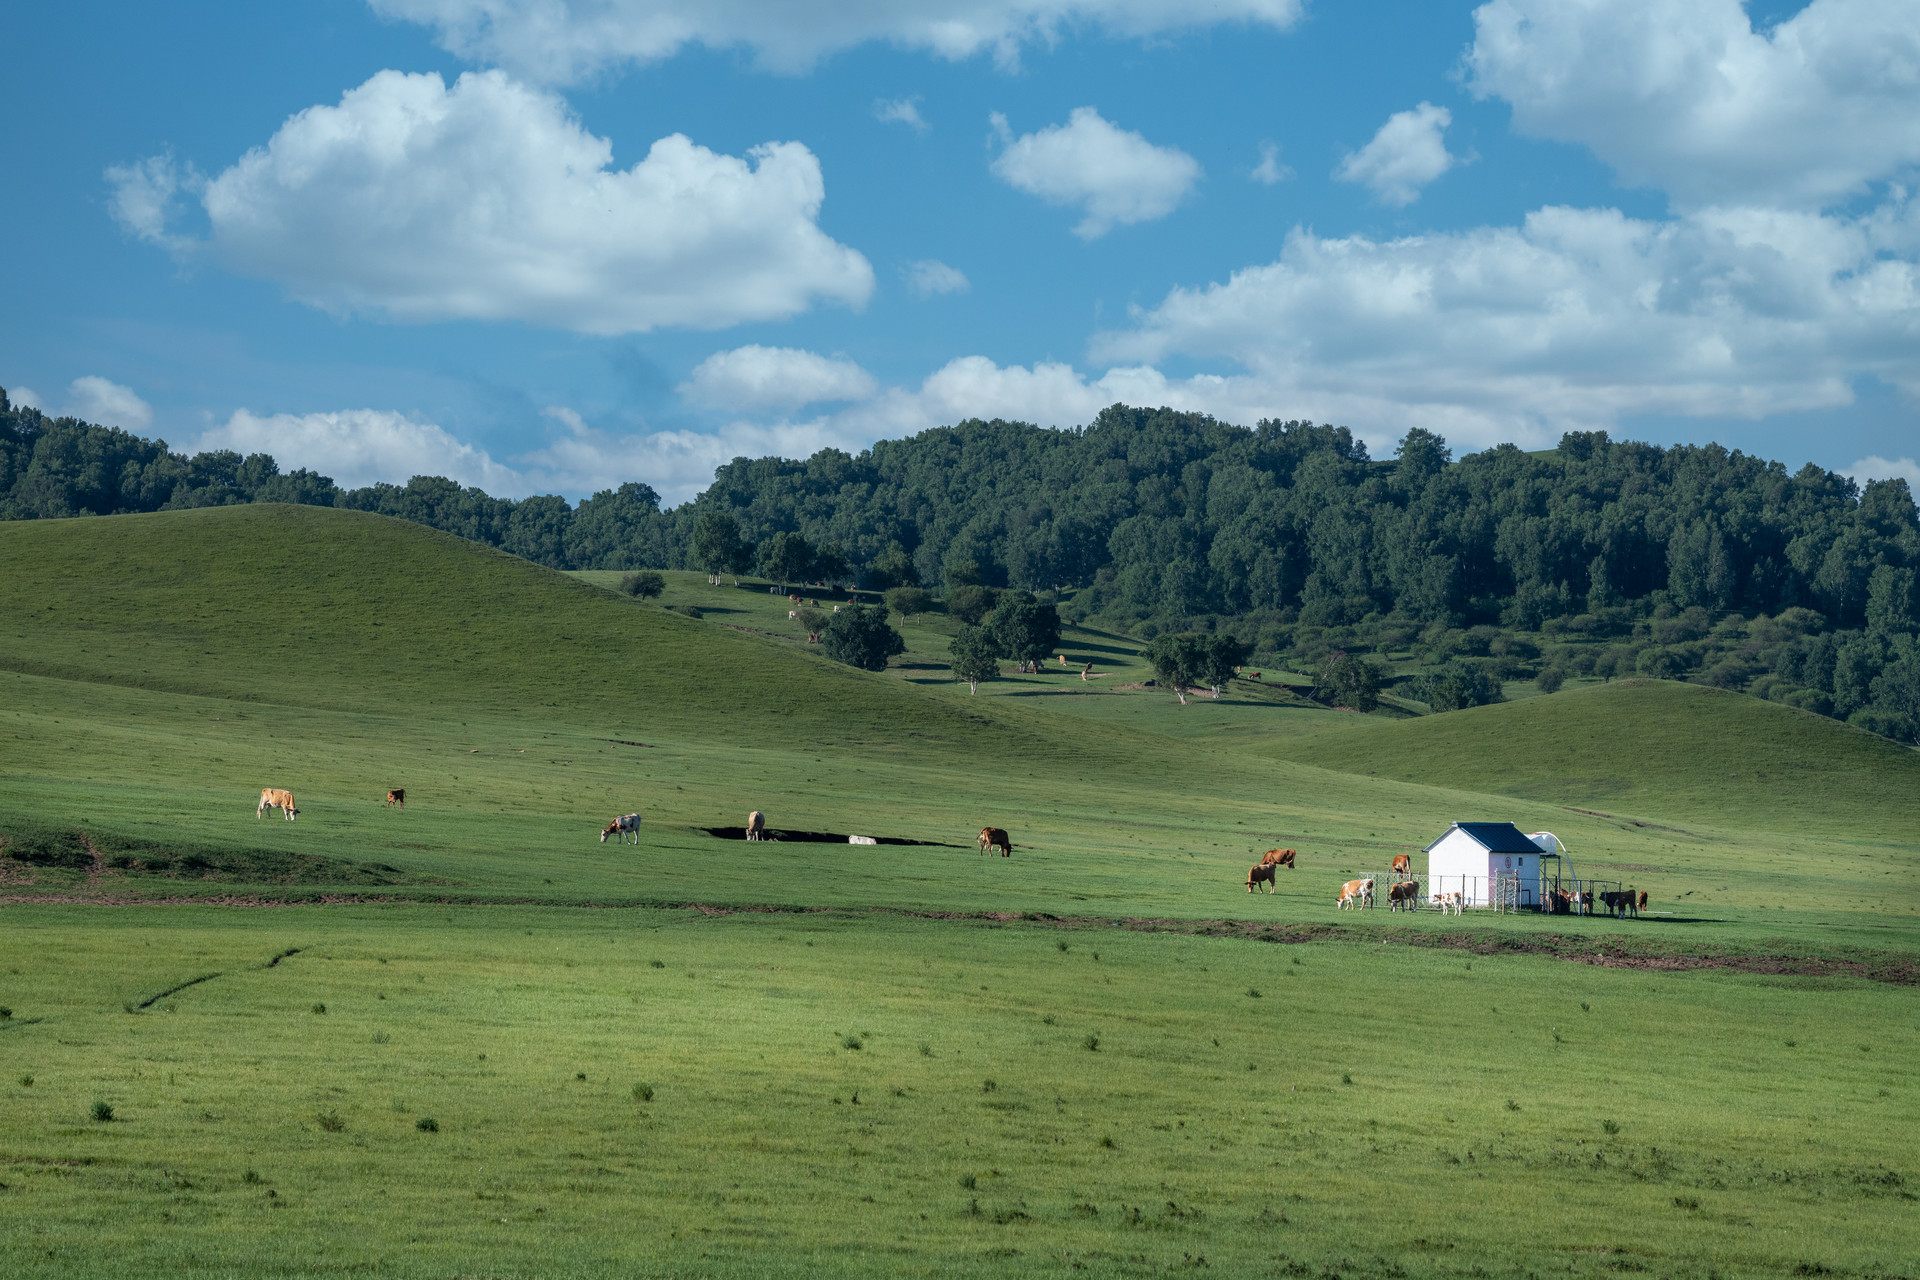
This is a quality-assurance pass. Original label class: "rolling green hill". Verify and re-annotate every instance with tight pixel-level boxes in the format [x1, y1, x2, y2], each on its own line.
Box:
[1262, 679, 1920, 837]
[0, 504, 1063, 763]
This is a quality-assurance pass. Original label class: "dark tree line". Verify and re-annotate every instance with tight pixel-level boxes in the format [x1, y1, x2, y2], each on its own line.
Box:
[5, 389, 1917, 740]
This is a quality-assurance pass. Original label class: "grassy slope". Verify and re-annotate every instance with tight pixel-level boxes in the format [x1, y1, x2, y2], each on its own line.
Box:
[1260, 679, 1920, 835]
[0, 506, 1056, 762]
[0, 510, 1912, 935]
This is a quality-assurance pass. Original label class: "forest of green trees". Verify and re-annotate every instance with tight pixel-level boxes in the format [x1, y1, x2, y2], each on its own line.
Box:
[5, 389, 1918, 741]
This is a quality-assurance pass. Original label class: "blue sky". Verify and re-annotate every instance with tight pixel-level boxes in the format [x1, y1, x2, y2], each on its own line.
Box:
[4, 0, 1918, 501]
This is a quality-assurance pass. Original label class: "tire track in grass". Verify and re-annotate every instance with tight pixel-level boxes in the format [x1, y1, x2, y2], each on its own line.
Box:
[127, 946, 306, 1011]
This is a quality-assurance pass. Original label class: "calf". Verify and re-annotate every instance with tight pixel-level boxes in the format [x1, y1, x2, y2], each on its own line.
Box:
[978, 827, 1013, 857]
[1247, 862, 1278, 893]
[385, 789, 405, 808]
[1429, 891, 1463, 915]
[257, 788, 298, 821]
[1336, 877, 1375, 909]
[1387, 879, 1421, 911]
[600, 813, 643, 844]
[1638, 889, 1649, 913]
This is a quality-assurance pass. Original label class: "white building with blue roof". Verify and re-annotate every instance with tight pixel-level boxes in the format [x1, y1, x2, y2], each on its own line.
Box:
[1424, 822, 1547, 908]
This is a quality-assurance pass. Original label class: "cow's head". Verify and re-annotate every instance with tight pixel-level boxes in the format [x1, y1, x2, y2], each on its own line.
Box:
[600, 827, 611, 842]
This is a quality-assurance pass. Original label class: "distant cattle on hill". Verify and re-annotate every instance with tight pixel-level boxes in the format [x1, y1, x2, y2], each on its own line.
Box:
[257, 788, 298, 820]
[1337, 877, 1374, 909]
[1259, 849, 1296, 869]
[385, 789, 405, 808]
[978, 827, 1012, 857]
[1391, 853, 1411, 875]
[1247, 862, 1278, 893]
[746, 811, 766, 841]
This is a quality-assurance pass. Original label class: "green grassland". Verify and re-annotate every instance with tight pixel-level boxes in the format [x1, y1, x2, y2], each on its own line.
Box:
[2, 505, 1917, 1278]
[3, 907, 1916, 1280]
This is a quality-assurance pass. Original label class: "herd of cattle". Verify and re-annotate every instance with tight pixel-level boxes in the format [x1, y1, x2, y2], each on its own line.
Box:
[258, 787, 1650, 920]
[1245, 843, 1649, 919]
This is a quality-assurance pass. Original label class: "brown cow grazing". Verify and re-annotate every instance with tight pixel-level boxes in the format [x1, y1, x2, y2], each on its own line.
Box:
[978, 827, 1013, 857]
[1259, 848, 1296, 869]
[385, 789, 405, 808]
[257, 788, 298, 820]
[1247, 862, 1278, 893]
[746, 810, 766, 841]
[1337, 877, 1374, 909]
[1387, 879, 1421, 911]
[1391, 853, 1411, 875]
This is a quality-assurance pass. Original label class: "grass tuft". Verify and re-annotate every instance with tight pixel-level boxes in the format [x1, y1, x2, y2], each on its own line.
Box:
[90, 1100, 114, 1123]
[842, 1034, 863, 1051]
[1341, 1072, 1353, 1085]
[19, 1073, 33, 1087]
[1601, 1119, 1621, 1136]
[633, 1083, 654, 1103]
[315, 1111, 345, 1133]
[416, 1117, 439, 1132]
[242, 1170, 262, 1184]
[311, 1003, 326, 1015]
[1083, 1034, 1100, 1052]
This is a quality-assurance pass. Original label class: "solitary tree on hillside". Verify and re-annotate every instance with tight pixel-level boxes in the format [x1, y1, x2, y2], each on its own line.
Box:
[691, 509, 753, 586]
[619, 570, 665, 599]
[760, 531, 816, 594]
[821, 604, 905, 672]
[986, 593, 1061, 673]
[949, 623, 1000, 694]
[1146, 632, 1209, 704]
[1199, 634, 1253, 699]
[1315, 650, 1381, 711]
[885, 585, 933, 618]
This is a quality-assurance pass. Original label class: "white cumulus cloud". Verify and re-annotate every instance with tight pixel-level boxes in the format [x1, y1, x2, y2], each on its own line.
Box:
[371, 0, 1304, 82]
[990, 107, 1201, 239]
[904, 259, 970, 296]
[1850, 455, 1920, 489]
[1251, 141, 1292, 186]
[874, 97, 929, 132]
[9, 385, 41, 410]
[111, 69, 872, 334]
[1467, 0, 1920, 210]
[678, 345, 879, 412]
[194, 408, 524, 493]
[1335, 102, 1455, 207]
[1091, 197, 1920, 451]
[67, 377, 154, 431]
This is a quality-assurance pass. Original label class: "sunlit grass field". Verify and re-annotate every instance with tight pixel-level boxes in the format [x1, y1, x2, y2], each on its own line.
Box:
[2, 506, 1917, 1278]
[4, 907, 1916, 1280]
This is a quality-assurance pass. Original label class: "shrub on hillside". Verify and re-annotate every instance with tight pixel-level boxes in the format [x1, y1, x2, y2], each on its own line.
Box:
[619, 570, 665, 598]
[668, 604, 703, 620]
[822, 604, 904, 672]
[1534, 667, 1566, 694]
[1410, 662, 1503, 712]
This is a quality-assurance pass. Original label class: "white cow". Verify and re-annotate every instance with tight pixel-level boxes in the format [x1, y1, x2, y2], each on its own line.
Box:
[746, 811, 766, 841]
[600, 814, 642, 844]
